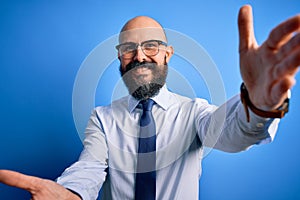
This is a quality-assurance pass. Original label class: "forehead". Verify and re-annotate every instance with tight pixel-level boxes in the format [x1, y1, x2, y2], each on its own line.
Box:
[119, 27, 167, 44]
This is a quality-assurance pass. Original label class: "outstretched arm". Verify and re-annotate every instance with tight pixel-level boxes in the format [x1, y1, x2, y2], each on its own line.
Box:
[0, 170, 81, 200]
[199, 5, 299, 152]
[238, 5, 299, 112]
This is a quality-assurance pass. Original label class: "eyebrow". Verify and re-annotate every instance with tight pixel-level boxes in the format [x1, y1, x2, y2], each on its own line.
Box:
[116, 40, 167, 49]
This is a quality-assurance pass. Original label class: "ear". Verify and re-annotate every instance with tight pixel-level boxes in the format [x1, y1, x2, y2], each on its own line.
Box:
[117, 51, 121, 61]
[165, 45, 174, 63]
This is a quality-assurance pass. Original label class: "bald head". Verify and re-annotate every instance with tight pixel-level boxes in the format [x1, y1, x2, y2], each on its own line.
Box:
[119, 16, 167, 43]
[121, 16, 163, 31]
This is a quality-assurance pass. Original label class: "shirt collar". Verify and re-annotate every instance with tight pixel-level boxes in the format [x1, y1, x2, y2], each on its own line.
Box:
[128, 84, 175, 113]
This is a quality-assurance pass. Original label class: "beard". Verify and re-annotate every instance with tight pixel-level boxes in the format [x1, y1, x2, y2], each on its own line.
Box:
[120, 60, 168, 100]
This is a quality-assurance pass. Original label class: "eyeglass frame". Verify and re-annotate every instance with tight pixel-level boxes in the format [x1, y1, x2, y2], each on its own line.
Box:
[115, 39, 168, 59]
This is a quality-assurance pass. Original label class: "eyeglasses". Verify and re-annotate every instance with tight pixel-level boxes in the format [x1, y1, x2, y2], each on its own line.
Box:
[116, 40, 167, 59]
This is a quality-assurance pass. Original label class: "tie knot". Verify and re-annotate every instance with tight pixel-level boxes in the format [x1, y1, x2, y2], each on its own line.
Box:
[141, 99, 155, 111]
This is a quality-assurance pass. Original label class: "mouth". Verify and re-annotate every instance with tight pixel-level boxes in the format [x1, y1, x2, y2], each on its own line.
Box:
[133, 67, 151, 75]
[132, 67, 153, 82]
[123, 61, 155, 74]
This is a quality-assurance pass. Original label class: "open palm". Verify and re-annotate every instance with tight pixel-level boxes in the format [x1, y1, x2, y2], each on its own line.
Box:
[238, 5, 299, 111]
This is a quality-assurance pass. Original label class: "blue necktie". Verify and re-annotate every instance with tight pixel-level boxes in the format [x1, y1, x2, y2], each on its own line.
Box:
[135, 99, 156, 200]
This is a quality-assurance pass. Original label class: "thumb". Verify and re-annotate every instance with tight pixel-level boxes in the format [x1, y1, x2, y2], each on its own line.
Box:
[238, 5, 256, 53]
[0, 170, 39, 191]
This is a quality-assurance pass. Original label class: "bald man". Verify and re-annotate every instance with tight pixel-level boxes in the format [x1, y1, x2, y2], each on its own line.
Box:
[0, 5, 299, 200]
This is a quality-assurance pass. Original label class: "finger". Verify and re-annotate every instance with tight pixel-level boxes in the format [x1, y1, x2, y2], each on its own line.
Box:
[276, 33, 300, 61]
[0, 170, 39, 191]
[267, 14, 300, 49]
[238, 5, 256, 53]
[274, 47, 300, 78]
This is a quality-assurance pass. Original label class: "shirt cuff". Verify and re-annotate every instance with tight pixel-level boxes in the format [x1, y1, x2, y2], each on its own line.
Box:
[238, 100, 280, 144]
[238, 99, 278, 134]
[67, 188, 83, 200]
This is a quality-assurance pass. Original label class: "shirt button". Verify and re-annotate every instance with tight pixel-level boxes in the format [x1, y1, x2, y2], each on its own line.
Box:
[256, 123, 264, 128]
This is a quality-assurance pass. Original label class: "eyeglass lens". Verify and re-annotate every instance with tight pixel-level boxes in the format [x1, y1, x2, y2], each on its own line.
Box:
[118, 40, 162, 58]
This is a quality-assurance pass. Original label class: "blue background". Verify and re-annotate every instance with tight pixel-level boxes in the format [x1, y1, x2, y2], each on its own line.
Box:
[0, 0, 299, 199]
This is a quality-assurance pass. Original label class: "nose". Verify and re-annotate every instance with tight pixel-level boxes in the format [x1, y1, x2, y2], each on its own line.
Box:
[133, 46, 147, 62]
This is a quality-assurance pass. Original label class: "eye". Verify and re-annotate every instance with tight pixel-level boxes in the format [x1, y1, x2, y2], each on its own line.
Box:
[143, 42, 157, 48]
[121, 44, 136, 53]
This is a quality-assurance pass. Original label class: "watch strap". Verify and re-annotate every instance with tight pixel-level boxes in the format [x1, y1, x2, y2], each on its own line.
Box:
[240, 83, 289, 122]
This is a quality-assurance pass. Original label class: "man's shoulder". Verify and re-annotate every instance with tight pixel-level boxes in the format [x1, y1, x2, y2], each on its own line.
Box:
[93, 95, 130, 113]
[169, 90, 211, 106]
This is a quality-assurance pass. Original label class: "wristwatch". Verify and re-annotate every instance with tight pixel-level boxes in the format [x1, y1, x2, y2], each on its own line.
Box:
[240, 83, 290, 122]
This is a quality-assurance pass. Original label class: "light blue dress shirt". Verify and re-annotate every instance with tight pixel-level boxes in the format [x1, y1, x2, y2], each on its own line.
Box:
[56, 85, 279, 200]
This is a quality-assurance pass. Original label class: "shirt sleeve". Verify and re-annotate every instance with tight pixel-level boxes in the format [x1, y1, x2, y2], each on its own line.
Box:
[196, 94, 280, 152]
[56, 109, 109, 200]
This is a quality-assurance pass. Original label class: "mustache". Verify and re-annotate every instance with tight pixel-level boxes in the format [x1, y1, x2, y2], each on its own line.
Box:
[121, 61, 156, 76]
